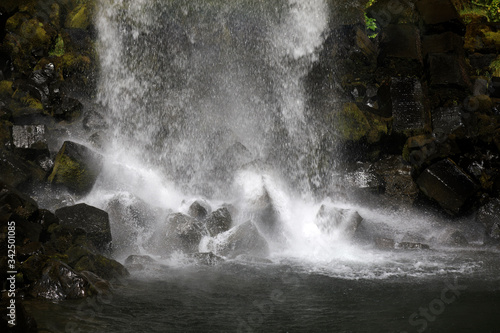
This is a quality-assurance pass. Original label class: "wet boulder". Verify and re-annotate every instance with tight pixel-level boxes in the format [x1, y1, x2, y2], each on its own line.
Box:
[205, 207, 232, 237]
[124, 254, 157, 271]
[396, 242, 430, 250]
[72, 252, 129, 280]
[148, 213, 205, 255]
[386, 77, 430, 136]
[427, 53, 470, 88]
[106, 193, 158, 256]
[188, 252, 224, 266]
[12, 124, 49, 161]
[48, 141, 103, 195]
[208, 220, 269, 259]
[55, 203, 112, 253]
[374, 237, 395, 250]
[333, 102, 391, 144]
[378, 24, 423, 77]
[187, 200, 208, 221]
[29, 259, 90, 300]
[437, 229, 469, 247]
[477, 199, 500, 242]
[416, 0, 465, 35]
[0, 149, 46, 188]
[416, 158, 478, 215]
[315, 204, 362, 239]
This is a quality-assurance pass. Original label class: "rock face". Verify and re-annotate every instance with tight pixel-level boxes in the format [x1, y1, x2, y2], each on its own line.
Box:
[55, 203, 112, 253]
[416, 159, 478, 215]
[315, 204, 362, 239]
[209, 220, 269, 259]
[477, 199, 500, 242]
[48, 141, 103, 195]
[205, 207, 232, 237]
[148, 213, 205, 255]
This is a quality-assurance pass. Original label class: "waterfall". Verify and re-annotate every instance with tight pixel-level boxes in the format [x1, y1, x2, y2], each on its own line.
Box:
[96, 0, 329, 198]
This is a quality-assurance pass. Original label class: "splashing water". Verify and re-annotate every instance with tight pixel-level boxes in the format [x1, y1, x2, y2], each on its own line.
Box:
[86, 0, 493, 279]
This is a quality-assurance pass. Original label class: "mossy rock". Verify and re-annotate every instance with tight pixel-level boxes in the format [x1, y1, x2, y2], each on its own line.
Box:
[48, 141, 103, 194]
[0, 80, 14, 97]
[65, 1, 95, 30]
[333, 102, 391, 144]
[74, 254, 129, 280]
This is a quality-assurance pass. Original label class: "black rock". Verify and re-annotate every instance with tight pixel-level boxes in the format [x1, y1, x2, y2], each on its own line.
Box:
[205, 207, 232, 237]
[48, 141, 103, 195]
[187, 200, 208, 221]
[55, 203, 112, 253]
[416, 158, 477, 215]
[477, 199, 500, 241]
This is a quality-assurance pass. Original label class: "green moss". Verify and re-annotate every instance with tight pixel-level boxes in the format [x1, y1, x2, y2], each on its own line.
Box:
[20, 94, 43, 110]
[49, 34, 65, 57]
[0, 80, 14, 97]
[48, 143, 98, 193]
[334, 103, 390, 144]
[490, 56, 500, 76]
[65, 3, 91, 29]
[335, 103, 371, 142]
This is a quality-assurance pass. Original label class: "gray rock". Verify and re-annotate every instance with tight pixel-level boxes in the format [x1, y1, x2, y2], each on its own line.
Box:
[477, 199, 500, 241]
[209, 220, 269, 259]
[315, 205, 362, 238]
[187, 200, 208, 221]
[205, 207, 232, 237]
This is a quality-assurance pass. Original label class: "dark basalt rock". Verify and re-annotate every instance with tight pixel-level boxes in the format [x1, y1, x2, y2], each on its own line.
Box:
[188, 252, 224, 266]
[428, 53, 470, 88]
[416, 0, 465, 35]
[205, 207, 232, 237]
[187, 200, 208, 221]
[0, 149, 46, 188]
[315, 204, 362, 238]
[48, 141, 103, 195]
[29, 259, 89, 300]
[209, 220, 269, 259]
[386, 77, 430, 135]
[396, 242, 430, 250]
[477, 199, 500, 242]
[438, 229, 469, 247]
[416, 158, 478, 215]
[55, 203, 112, 253]
[148, 212, 205, 255]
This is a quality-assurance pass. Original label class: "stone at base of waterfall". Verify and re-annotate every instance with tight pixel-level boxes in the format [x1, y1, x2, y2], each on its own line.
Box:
[187, 200, 209, 220]
[106, 193, 161, 256]
[375, 237, 395, 250]
[188, 252, 224, 266]
[147, 213, 205, 256]
[396, 242, 430, 250]
[477, 199, 500, 242]
[416, 159, 477, 215]
[208, 220, 269, 259]
[124, 254, 158, 271]
[353, 219, 397, 246]
[315, 205, 362, 238]
[48, 141, 104, 195]
[438, 229, 469, 247]
[55, 203, 112, 254]
[205, 207, 232, 237]
[29, 259, 90, 300]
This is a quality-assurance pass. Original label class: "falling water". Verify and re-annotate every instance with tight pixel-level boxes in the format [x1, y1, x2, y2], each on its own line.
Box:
[87, 0, 495, 278]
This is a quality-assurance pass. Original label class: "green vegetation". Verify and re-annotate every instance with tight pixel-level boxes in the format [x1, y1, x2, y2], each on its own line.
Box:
[49, 34, 65, 57]
[364, 0, 378, 39]
[457, 0, 500, 22]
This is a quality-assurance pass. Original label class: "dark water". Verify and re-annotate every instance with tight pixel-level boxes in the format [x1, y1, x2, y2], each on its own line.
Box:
[26, 250, 500, 333]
